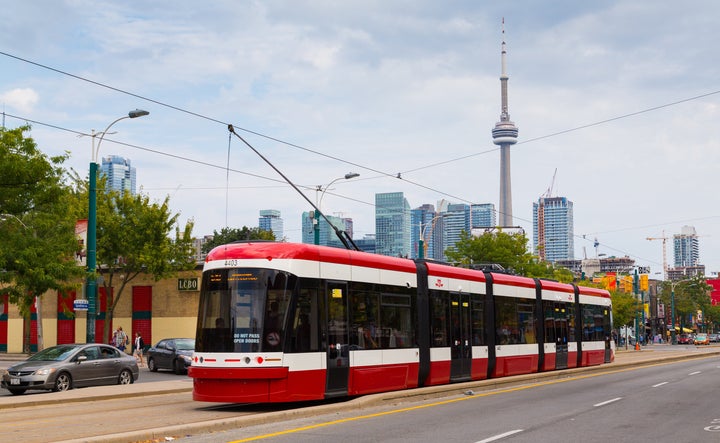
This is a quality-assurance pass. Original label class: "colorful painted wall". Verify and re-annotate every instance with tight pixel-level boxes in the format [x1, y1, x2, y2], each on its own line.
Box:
[0, 270, 200, 353]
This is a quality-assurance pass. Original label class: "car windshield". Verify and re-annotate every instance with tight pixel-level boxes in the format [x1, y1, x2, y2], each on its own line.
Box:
[175, 339, 195, 350]
[697, 334, 707, 339]
[27, 345, 80, 362]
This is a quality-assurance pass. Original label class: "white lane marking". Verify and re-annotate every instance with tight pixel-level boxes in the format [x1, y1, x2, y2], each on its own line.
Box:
[594, 397, 622, 407]
[476, 429, 524, 443]
[652, 382, 668, 388]
[689, 371, 701, 376]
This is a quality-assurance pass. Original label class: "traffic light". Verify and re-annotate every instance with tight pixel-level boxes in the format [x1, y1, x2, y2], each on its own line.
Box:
[622, 275, 633, 292]
[640, 274, 649, 291]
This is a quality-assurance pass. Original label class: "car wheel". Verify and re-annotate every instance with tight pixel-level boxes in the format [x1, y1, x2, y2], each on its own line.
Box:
[173, 359, 184, 375]
[53, 372, 72, 392]
[148, 357, 158, 372]
[118, 369, 133, 385]
[8, 388, 26, 395]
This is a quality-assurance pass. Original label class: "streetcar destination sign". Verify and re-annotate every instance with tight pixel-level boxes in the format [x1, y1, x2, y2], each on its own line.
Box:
[177, 278, 199, 291]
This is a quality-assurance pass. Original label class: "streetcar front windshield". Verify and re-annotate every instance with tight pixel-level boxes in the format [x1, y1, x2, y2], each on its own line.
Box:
[195, 268, 295, 353]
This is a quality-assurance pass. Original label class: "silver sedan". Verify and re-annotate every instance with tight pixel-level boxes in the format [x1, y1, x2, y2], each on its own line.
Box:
[0, 343, 139, 395]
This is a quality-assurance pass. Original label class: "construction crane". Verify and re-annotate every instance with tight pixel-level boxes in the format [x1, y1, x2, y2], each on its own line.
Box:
[646, 231, 669, 280]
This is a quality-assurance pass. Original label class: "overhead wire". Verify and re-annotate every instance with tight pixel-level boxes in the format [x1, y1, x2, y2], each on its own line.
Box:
[3, 51, 718, 265]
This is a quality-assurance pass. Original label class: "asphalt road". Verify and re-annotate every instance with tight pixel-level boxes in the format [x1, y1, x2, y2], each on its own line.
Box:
[192, 355, 720, 443]
[0, 345, 717, 442]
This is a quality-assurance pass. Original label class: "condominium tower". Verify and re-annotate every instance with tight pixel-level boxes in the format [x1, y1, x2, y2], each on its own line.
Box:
[673, 225, 699, 267]
[533, 196, 574, 262]
[258, 209, 284, 240]
[375, 192, 411, 258]
[100, 155, 136, 194]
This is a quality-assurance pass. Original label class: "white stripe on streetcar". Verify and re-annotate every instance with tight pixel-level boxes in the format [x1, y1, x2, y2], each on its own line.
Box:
[652, 382, 668, 388]
[594, 397, 622, 407]
[475, 429, 524, 443]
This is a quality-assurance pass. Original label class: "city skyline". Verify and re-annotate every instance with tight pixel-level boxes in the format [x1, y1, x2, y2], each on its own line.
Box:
[2, 2, 720, 276]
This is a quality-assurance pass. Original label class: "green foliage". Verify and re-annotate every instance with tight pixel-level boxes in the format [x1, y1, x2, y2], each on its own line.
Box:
[90, 188, 196, 343]
[445, 230, 573, 282]
[0, 126, 83, 314]
[657, 276, 713, 329]
[201, 226, 276, 253]
[609, 290, 637, 327]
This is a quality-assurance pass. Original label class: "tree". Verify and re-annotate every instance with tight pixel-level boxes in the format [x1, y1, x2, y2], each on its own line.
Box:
[0, 125, 83, 352]
[92, 189, 196, 344]
[201, 226, 276, 254]
[609, 289, 637, 330]
[657, 276, 713, 332]
[445, 230, 574, 282]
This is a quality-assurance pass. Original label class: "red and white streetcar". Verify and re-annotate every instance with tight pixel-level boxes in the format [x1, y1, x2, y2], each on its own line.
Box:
[189, 241, 614, 403]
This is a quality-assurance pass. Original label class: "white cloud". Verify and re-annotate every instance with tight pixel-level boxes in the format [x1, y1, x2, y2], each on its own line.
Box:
[1, 88, 39, 113]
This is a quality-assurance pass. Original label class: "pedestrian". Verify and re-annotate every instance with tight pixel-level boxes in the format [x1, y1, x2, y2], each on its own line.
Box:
[114, 326, 128, 352]
[133, 332, 145, 366]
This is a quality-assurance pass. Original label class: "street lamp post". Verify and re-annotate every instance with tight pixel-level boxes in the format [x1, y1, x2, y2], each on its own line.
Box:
[313, 173, 359, 246]
[86, 109, 149, 344]
[670, 282, 680, 345]
[418, 215, 442, 259]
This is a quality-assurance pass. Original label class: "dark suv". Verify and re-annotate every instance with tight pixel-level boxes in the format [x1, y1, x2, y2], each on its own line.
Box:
[147, 338, 195, 374]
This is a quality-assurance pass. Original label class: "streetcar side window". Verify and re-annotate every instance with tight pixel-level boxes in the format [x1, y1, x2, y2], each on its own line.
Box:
[495, 296, 537, 345]
[288, 287, 320, 353]
[543, 301, 557, 344]
[471, 293, 485, 346]
[430, 290, 449, 347]
[582, 304, 610, 342]
[380, 290, 414, 348]
[567, 303, 577, 342]
[262, 272, 293, 352]
[518, 303, 536, 344]
[350, 287, 380, 349]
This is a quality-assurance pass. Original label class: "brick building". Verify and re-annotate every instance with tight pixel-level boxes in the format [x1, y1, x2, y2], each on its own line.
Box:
[0, 269, 202, 353]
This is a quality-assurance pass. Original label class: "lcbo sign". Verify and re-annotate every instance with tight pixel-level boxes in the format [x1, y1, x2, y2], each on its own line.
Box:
[177, 278, 199, 291]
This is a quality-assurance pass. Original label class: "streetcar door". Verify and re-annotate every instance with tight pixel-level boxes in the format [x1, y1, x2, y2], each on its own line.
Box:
[554, 302, 569, 370]
[449, 292, 472, 382]
[325, 282, 349, 396]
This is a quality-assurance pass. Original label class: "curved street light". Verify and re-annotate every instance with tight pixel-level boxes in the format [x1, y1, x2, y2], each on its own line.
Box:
[418, 214, 443, 259]
[0, 213, 30, 230]
[86, 109, 149, 344]
[314, 172, 360, 245]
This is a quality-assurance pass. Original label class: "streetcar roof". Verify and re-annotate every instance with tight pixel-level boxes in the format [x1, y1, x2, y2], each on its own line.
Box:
[205, 241, 418, 274]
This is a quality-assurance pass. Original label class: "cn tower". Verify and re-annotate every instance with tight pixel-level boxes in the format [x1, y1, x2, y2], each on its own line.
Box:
[492, 19, 519, 227]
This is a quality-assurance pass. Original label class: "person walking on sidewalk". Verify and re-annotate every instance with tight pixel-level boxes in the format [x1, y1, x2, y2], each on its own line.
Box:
[133, 332, 145, 367]
[114, 326, 129, 352]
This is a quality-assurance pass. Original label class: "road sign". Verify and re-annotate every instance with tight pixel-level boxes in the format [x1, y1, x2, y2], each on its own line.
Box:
[74, 299, 89, 311]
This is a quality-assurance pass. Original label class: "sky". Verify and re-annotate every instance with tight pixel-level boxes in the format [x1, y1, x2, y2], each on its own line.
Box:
[2, 1, 719, 278]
